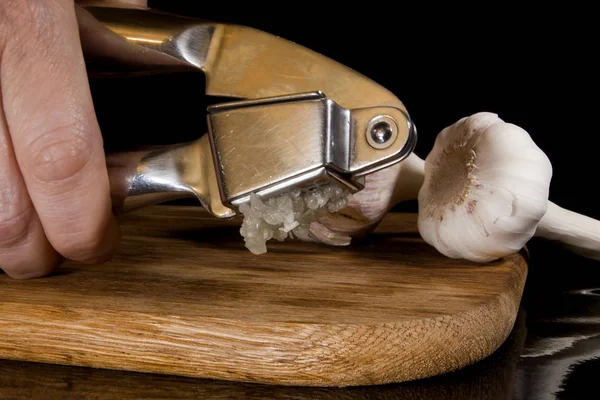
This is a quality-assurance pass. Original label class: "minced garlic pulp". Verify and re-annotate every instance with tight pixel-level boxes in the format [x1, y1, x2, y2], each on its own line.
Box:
[238, 185, 351, 254]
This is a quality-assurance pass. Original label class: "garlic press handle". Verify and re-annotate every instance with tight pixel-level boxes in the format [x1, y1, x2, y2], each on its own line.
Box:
[77, 4, 234, 217]
[76, 2, 202, 76]
[77, 3, 408, 112]
[106, 136, 234, 218]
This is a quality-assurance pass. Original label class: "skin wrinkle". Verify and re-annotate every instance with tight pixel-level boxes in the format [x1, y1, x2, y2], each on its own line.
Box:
[21, 72, 95, 187]
[27, 132, 94, 186]
[0, 206, 34, 249]
[0, 171, 33, 250]
[0, 61, 61, 277]
[11, 74, 95, 191]
[0, 74, 32, 251]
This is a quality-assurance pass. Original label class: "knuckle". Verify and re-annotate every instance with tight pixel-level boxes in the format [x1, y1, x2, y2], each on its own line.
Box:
[26, 127, 93, 185]
[0, 203, 33, 248]
[52, 224, 106, 261]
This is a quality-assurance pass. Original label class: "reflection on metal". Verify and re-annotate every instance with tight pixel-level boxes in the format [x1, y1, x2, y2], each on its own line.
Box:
[128, 37, 162, 44]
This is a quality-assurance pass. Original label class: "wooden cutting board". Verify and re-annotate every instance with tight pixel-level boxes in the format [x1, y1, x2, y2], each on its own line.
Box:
[0, 206, 527, 387]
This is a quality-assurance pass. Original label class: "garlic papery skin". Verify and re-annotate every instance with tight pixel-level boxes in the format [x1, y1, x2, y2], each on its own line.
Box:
[417, 112, 553, 262]
[535, 202, 600, 261]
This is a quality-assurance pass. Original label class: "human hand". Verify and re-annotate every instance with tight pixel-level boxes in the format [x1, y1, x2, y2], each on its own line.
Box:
[1, 0, 425, 277]
[0, 0, 123, 279]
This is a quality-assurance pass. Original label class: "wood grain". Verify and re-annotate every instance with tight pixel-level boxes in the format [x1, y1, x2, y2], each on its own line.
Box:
[0, 206, 528, 387]
[0, 310, 527, 399]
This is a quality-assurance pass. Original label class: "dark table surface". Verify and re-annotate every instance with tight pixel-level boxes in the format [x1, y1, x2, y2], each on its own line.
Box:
[1, 237, 598, 400]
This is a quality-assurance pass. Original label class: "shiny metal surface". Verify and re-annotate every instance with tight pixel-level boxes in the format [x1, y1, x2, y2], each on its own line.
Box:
[207, 91, 414, 207]
[106, 136, 234, 217]
[77, 4, 416, 215]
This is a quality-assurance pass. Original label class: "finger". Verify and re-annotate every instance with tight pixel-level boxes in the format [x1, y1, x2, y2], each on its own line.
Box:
[2, 0, 120, 263]
[0, 93, 62, 279]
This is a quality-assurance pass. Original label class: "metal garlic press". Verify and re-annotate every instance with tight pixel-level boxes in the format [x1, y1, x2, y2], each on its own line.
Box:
[77, 3, 417, 218]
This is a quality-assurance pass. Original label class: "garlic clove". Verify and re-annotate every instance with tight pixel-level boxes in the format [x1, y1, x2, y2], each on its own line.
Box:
[417, 112, 553, 263]
[304, 153, 426, 244]
[470, 122, 553, 237]
[426, 186, 518, 262]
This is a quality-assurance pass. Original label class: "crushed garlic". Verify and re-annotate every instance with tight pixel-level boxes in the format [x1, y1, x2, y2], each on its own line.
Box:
[238, 185, 351, 254]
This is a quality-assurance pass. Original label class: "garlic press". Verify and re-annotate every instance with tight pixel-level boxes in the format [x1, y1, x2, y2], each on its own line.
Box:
[78, 3, 417, 218]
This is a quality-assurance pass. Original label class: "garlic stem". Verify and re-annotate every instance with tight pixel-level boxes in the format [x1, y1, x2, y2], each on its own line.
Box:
[535, 201, 600, 261]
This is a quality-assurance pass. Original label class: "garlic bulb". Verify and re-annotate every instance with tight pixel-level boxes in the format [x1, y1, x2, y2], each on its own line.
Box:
[417, 112, 553, 262]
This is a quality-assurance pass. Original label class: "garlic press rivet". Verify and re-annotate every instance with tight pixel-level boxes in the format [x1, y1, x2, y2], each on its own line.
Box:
[366, 115, 398, 149]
